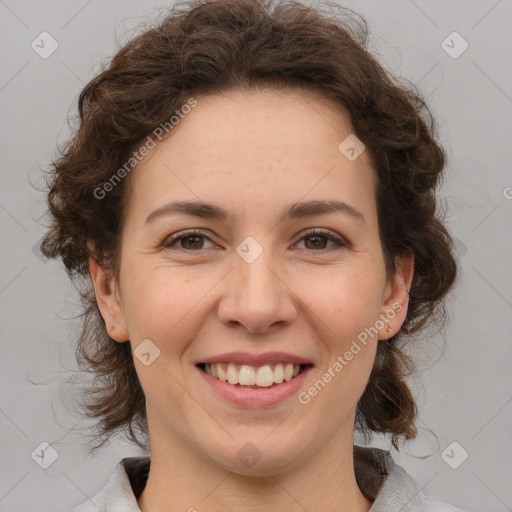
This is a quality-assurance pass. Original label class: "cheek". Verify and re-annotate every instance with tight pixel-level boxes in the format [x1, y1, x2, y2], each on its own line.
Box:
[297, 268, 381, 399]
[302, 267, 383, 341]
[121, 264, 215, 345]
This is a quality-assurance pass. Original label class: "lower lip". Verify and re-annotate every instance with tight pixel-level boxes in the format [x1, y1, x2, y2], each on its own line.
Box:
[197, 366, 312, 408]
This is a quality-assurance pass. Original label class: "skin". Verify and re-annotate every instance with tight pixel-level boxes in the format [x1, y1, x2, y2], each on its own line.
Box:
[89, 87, 414, 512]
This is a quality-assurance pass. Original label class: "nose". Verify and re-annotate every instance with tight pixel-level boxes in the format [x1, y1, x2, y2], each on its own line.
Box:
[217, 250, 298, 334]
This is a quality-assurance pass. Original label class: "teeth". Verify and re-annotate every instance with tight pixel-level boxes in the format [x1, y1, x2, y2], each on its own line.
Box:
[239, 365, 256, 385]
[273, 363, 284, 383]
[204, 362, 302, 387]
[217, 364, 227, 382]
[256, 365, 274, 387]
[226, 363, 238, 385]
[284, 363, 293, 381]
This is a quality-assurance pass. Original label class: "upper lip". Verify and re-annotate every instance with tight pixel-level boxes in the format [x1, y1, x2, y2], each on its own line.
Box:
[196, 351, 314, 367]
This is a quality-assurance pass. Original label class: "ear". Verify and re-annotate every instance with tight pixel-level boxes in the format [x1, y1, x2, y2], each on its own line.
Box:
[87, 243, 129, 343]
[378, 252, 414, 340]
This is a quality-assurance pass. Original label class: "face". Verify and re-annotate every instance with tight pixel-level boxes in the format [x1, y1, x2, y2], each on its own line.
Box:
[91, 87, 413, 475]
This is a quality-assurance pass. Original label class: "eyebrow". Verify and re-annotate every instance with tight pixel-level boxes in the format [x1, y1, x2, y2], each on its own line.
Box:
[144, 199, 365, 226]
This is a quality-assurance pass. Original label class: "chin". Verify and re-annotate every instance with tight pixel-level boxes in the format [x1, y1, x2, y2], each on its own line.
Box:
[199, 435, 309, 476]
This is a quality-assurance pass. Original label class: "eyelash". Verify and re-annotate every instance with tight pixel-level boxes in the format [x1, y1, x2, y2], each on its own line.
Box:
[162, 228, 348, 252]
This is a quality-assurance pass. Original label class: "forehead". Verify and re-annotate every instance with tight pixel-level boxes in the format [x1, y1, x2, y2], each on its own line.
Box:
[127, 87, 377, 226]
[174, 87, 358, 161]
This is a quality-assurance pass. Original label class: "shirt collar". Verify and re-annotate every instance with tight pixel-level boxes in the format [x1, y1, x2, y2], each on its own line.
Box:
[70, 446, 434, 512]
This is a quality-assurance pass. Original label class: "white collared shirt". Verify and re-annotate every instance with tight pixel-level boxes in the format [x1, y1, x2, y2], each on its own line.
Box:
[68, 446, 464, 512]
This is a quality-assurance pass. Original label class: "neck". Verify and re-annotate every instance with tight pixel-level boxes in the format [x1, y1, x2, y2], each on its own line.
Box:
[137, 423, 373, 512]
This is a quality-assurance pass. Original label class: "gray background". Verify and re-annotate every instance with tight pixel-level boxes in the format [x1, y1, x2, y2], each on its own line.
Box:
[1, 0, 511, 511]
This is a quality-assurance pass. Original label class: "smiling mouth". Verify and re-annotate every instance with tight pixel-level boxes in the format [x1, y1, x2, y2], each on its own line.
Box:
[197, 362, 312, 388]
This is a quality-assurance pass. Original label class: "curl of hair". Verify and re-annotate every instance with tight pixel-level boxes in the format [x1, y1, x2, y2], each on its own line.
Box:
[41, 0, 458, 452]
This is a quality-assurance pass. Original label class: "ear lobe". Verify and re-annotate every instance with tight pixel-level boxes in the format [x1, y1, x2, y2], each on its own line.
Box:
[378, 253, 414, 340]
[87, 245, 129, 343]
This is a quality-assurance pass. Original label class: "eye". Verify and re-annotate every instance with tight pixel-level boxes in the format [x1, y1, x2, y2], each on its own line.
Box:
[162, 228, 348, 252]
[162, 229, 216, 251]
[293, 228, 347, 251]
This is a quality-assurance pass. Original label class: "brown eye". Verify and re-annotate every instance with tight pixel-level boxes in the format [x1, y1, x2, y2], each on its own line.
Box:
[162, 230, 215, 251]
[162, 228, 347, 253]
[294, 229, 347, 251]
[180, 235, 205, 250]
[303, 234, 329, 250]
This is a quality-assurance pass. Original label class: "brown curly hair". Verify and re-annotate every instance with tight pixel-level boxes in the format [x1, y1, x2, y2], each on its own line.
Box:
[41, 0, 458, 453]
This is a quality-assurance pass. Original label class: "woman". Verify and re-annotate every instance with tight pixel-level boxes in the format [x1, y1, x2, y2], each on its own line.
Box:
[41, 0, 462, 510]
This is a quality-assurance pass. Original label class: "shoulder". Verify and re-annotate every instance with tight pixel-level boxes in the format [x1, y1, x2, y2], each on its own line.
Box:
[380, 462, 465, 511]
[68, 457, 149, 512]
[354, 446, 465, 512]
